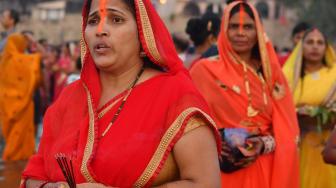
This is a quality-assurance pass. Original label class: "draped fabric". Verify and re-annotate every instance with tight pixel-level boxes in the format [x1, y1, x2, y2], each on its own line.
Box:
[0, 33, 41, 161]
[283, 41, 336, 106]
[283, 38, 336, 188]
[190, 1, 299, 188]
[22, 0, 220, 187]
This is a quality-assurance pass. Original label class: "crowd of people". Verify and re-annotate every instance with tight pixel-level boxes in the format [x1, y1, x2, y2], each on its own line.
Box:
[0, 8, 82, 161]
[0, 0, 335, 187]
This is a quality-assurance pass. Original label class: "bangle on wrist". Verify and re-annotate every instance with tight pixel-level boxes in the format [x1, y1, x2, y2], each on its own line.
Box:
[260, 135, 275, 154]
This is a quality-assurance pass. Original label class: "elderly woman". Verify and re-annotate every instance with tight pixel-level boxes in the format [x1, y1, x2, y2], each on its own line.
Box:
[21, 0, 221, 187]
[190, 1, 299, 188]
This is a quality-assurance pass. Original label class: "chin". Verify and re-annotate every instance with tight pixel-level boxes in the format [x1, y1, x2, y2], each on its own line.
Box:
[93, 58, 116, 69]
[233, 47, 251, 55]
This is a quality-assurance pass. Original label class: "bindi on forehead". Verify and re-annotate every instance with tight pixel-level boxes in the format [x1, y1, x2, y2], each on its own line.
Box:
[98, 0, 107, 32]
[239, 4, 245, 33]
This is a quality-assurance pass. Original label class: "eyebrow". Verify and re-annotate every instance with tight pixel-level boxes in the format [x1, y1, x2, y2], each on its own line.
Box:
[88, 8, 126, 17]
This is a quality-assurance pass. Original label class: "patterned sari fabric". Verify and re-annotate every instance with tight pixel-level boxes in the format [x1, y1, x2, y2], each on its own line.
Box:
[0, 34, 41, 161]
[283, 38, 336, 188]
[190, 1, 299, 188]
[21, 0, 220, 187]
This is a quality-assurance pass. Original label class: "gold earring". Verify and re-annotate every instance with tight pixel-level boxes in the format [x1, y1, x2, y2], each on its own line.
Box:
[140, 51, 146, 58]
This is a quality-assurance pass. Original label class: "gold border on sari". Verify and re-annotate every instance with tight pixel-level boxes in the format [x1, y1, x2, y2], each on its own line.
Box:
[138, 0, 163, 65]
[81, 84, 96, 183]
[133, 107, 216, 187]
[98, 97, 123, 119]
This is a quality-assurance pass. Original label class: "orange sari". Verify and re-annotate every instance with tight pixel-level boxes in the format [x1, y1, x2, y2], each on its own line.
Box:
[0, 34, 41, 161]
[190, 2, 299, 188]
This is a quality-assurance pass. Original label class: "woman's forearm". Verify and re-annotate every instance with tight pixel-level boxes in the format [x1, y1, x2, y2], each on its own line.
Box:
[154, 180, 219, 188]
[25, 179, 47, 188]
[25, 179, 68, 188]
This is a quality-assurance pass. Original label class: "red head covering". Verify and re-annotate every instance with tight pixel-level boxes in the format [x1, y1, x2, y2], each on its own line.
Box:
[80, 0, 185, 109]
[22, 1, 220, 187]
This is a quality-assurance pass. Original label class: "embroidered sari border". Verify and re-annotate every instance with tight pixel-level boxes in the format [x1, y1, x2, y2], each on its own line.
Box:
[134, 107, 217, 187]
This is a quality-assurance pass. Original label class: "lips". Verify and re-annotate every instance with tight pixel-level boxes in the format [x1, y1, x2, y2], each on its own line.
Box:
[94, 41, 111, 54]
[233, 41, 248, 46]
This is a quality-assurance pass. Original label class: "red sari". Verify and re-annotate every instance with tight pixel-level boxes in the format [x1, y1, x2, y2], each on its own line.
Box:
[21, 0, 220, 187]
[190, 2, 299, 188]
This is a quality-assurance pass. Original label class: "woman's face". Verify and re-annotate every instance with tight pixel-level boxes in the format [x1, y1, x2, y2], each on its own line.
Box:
[227, 11, 257, 55]
[302, 30, 326, 63]
[85, 0, 140, 72]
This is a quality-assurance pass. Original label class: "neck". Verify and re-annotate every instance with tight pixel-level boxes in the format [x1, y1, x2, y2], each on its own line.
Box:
[195, 42, 211, 55]
[238, 51, 252, 64]
[99, 60, 143, 99]
[304, 60, 324, 73]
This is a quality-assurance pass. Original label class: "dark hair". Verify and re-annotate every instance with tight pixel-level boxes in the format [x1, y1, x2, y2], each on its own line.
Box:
[229, 2, 255, 20]
[229, 3, 260, 61]
[84, 0, 163, 72]
[292, 22, 311, 38]
[185, 13, 221, 47]
[76, 57, 82, 70]
[172, 33, 189, 52]
[8, 9, 20, 25]
[85, 0, 135, 19]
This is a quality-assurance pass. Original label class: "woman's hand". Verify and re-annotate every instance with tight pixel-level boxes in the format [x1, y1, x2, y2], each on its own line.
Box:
[42, 182, 69, 188]
[235, 136, 264, 167]
[76, 183, 114, 188]
[220, 141, 234, 162]
[38, 182, 114, 188]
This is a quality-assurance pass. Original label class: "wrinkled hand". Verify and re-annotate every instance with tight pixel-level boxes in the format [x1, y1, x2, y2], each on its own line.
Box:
[235, 136, 264, 167]
[220, 141, 234, 163]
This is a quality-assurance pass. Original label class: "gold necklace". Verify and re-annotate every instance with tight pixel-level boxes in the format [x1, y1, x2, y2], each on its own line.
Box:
[241, 60, 268, 117]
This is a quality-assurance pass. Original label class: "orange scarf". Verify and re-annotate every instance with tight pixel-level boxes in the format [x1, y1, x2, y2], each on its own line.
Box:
[0, 34, 41, 161]
[190, 1, 299, 188]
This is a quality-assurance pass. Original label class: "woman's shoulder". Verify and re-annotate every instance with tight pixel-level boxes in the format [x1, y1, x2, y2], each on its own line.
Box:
[190, 56, 220, 75]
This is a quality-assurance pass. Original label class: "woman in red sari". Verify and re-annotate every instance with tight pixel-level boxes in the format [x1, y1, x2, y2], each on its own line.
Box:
[21, 0, 221, 187]
[190, 1, 299, 188]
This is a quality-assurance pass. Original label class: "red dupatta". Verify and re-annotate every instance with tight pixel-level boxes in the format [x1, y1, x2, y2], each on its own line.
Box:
[190, 1, 299, 188]
[22, 0, 220, 187]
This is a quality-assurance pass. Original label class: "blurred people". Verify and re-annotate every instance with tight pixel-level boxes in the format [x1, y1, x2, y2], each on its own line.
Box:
[0, 33, 45, 161]
[66, 57, 81, 85]
[283, 28, 336, 188]
[0, 9, 19, 53]
[278, 22, 311, 66]
[205, 3, 223, 17]
[43, 45, 60, 103]
[172, 33, 189, 62]
[52, 42, 75, 101]
[323, 127, 336, 165]
[185, 12, 221, 69]
[190, 2, 299, 187]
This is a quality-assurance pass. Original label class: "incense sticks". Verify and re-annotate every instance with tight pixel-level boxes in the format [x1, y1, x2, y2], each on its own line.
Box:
[55, 153, 76, 188]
